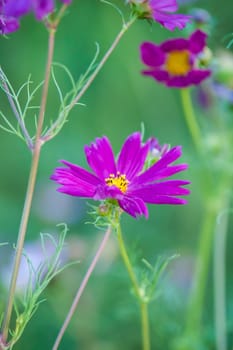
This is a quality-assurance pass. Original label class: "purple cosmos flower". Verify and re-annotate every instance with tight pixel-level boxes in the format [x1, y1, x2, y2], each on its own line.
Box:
[197, 83, 233, 110]
[0, 0, 71, 33]
[0, 0, 20, 34]
[51, 132, 190, 218]
[127, 0, 191, 31]
[148, 137, 169, 158]
[190, 8, 212, 26]
[177, 0, 197, 5]
[148, 0, 191, 30]
[140, 29, 211, 88]
[0, 14, 19, 34]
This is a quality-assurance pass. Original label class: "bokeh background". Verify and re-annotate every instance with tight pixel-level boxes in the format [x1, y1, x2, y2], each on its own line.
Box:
[0, 0, 233, 349]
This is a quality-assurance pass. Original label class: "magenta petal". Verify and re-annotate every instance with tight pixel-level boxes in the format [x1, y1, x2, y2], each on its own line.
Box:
[119, 196, 148, 218]
[189, 30, 207, 54]
[166, 75, 193, 88]
[149, 0, 178, 12]
[160, 37, 189, 52]
[188, 70, 211, 85]
[51, 169, 97, 197]
[153, 146, 183, 167]
[4, 0, 31, 17]
[33, 0, 54, 20]
[142, 69, 169, 83]
[140, 42, 165, 67]
[85, 136, 116, 180]
[50, 160, 103, 198]
[145, 195, 188, 205]
[153, 12, 191, 31]
[0, 16, 19, 34]
[94, 184, 124, 201]
[60, 160, 101, 186]
[164, 70, 211, 88]
[145, 164, 189, 181]
[129, 181, 190, 199]
[117, 132, 150, 180]
[57, 185, 95, 197]
[135, 146, 183, 185]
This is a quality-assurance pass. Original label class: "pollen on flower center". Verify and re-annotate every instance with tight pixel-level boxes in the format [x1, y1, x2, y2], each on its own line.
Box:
[165, 50, 191, 76]
[105, 172, 129, 193]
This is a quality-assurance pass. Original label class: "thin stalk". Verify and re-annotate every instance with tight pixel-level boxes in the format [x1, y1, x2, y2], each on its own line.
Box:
[214, 194, 231, 350]
[0, 69, 33, 150]
[0, 29, 56, 345]
[141, 302, 150, 350]
[185, 203, 217, 337]
[116, 222, 141, 299]
[116, 222, 151, 350]
[44, 15, 136, 140]
[180, 88, 202, 154]
[52, 227, 112, 350]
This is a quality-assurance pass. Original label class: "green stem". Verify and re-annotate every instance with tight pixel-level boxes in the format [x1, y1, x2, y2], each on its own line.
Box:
[116, 222, 150, 350]
[116, 222, 141, 299]
[180, 88, 202, 154]
[141, 302, 150, 350]
[214, 193, 231, 350]
[0, 68, 33, 150]
[0, 29, 56, 346]
[43, 15, 137, 141]
[52, 226, 112, 350]
[185, 203, 217, 336]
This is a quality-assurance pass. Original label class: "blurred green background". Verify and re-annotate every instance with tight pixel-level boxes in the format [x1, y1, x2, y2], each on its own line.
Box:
[0, 0, 233, 349]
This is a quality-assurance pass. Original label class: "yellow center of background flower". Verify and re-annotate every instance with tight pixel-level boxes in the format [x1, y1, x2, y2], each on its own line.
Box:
[165, 50, 191, 76]
[105, 172, 129, 193]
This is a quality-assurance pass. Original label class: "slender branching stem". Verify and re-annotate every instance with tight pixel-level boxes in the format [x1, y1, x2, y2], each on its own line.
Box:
[116, 222, 151, 350]
[0, 68, 33, 150]
[52, 227, 112, 350]
[68, 16, 136, 107]
[0, 29, 56, 345]
[43, 15, 136, 140]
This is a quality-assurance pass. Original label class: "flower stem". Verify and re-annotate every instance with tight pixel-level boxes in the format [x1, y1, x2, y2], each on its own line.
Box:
[116, 223, 141, 298]
[141, 302, 150, 350]
[185, 203, 217, 335]
[52, 226, 112, 350]
[180, 88, 202, 154]
[214, 195, 231, 350]
[0, 29, 56, 345]
[0, 68, 33, 150]
[43, 15, 137, 141]
[116, 222, 151, 350]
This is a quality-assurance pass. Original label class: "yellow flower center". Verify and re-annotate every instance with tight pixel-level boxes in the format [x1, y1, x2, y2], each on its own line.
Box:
[105, 172, 129, 193]
[165, 50, 191, 76]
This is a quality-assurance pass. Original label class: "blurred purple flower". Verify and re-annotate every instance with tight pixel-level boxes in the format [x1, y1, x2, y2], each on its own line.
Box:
[0, 0, 20, 34]
[196, 80, 233, 110]
[148, 137, 170, 158]
[148, 0, 192, 30]
[190, 8, 211, 26]
[0, 14, 19, 34]
[140, 29, 211, 88]
[0, 0, 71, 34]
[177, 0, 197, 5]
[211, 82, 233, 104]
[196, 84, 213, 109]
[127, 0, 191, 31]
[51, 132, 190, 218]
